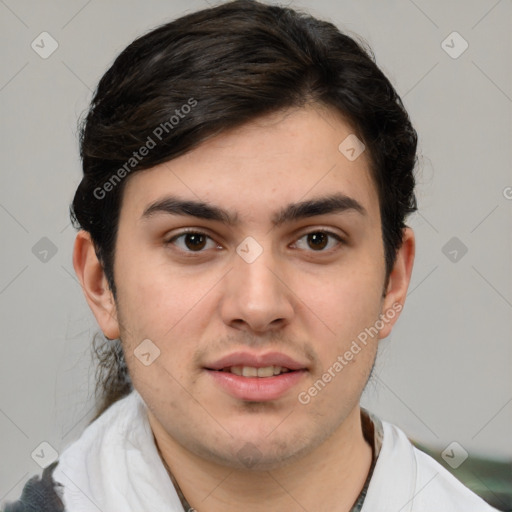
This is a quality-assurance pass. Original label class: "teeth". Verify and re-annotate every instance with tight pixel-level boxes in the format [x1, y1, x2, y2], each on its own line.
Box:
[242, 366, 258, 377]
[227, 366, 290, 377]
[256, 366, 274, 378]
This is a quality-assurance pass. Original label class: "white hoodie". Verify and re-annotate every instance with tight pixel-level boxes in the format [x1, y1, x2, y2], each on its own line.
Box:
[51, 389, 499, 512]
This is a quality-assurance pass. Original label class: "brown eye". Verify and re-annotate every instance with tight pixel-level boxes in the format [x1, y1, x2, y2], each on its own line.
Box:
[184, 233, 207, 251]
[168, 231, 218, 252]
[294, 231, 343, 252]
[307, 232, 328, 250]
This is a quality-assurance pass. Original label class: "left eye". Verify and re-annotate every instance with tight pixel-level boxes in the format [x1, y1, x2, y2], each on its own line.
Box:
[169, 232, 219, 252]
[293, 231, 342, 251]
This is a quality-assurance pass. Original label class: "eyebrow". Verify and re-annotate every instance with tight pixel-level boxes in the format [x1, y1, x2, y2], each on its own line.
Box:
[272, 194, 366, 225]
[141, 193, 366, 226]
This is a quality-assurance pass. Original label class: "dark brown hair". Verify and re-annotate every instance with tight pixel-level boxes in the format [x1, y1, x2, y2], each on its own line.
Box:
[71, 0, 418, 421]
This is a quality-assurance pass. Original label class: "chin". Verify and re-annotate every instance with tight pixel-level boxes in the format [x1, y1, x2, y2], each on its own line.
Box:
[193, 427, 323, 472]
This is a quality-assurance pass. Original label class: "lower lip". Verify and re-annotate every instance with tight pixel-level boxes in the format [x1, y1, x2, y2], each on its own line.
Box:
[206, 370, 306, 401]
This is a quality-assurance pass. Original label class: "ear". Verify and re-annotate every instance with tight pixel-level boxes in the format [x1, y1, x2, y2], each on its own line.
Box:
[378, 227, 415, 339]
[72, 230, 120, 340]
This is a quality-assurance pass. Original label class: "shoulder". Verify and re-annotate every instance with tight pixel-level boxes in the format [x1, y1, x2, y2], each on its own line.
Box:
[2, 393, 142, 512]
[2, 462, 65, 512]
[411, 446, 499, 511]
[363, 420, 500, 511]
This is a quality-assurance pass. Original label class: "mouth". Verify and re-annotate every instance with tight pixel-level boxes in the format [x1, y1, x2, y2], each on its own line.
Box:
[204, 352, 308, 401]
[216, 365, 294, 378]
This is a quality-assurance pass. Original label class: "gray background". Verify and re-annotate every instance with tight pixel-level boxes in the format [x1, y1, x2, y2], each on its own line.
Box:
[1, 0, 511, 502]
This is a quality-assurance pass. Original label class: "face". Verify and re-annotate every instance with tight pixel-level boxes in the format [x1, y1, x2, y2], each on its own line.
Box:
[101, 106, 406, 469]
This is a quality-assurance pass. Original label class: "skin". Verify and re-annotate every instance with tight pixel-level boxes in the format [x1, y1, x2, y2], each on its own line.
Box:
[74, 105, 415, 511]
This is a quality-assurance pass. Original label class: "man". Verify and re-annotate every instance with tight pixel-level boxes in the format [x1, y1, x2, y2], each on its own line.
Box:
[3, 1, 499, 511]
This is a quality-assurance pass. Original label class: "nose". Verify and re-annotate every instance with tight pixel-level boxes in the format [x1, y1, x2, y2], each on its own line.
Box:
[219, 244, 295, 334]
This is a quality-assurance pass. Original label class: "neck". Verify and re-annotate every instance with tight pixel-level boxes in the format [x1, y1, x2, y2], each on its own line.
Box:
[150, 405, 373, 512]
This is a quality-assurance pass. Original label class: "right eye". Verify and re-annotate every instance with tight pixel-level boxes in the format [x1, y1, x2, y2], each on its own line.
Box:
[166, 231, 221, 253]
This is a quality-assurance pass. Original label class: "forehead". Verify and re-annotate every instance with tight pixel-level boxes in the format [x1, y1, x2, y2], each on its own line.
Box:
[121, 106, 380, 225]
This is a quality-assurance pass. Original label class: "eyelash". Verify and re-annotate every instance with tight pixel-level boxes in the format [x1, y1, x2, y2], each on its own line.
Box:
[165, 229, 345, 255]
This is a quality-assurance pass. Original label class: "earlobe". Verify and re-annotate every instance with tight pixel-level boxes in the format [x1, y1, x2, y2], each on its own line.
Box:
[379, 227, 415, 339]
[72, 231, 120, 340]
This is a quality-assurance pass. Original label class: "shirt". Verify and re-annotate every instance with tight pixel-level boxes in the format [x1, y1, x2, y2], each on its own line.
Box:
[2, 389, 499, 512]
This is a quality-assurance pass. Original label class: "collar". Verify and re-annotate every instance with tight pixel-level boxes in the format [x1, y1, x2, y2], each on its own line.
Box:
[53, 391, 386, 512]
[349, 407, 384, 511]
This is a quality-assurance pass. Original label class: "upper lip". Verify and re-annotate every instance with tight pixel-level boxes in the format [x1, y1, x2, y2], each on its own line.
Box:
[205, 351, 308, 371]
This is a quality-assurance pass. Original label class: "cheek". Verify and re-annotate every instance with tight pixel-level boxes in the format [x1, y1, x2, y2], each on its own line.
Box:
[294, 259, 385, 343]
[115, 263, 224, 395]
[293, 266, 383, 413]
[115, 251, 214, 338]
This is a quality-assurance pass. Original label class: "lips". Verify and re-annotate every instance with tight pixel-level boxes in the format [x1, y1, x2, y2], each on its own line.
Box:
[204, 351, 308, 401]
[205, 351, 308, 372]
[223, 365, 291, 377]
